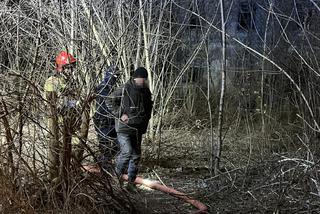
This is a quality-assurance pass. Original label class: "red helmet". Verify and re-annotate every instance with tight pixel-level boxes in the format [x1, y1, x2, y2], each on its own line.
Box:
[55, 51, 76, 72]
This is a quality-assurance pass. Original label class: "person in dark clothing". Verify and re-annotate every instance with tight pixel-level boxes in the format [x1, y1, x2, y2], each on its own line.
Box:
[94, 66, 119, 171]
[107, 67, 153, 188]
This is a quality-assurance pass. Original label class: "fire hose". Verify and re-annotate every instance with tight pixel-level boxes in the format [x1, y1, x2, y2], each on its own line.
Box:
[82, 165, 208, 214]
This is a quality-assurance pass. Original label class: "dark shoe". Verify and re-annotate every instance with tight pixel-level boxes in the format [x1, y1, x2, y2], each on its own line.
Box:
[125, 182, 138, 193]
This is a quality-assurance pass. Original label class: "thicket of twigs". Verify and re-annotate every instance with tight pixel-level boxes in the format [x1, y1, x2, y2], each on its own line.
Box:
[1, 0, 320, 213]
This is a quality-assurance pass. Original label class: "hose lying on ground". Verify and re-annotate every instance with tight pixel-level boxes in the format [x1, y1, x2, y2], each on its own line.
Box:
[82, 165, 208, 214]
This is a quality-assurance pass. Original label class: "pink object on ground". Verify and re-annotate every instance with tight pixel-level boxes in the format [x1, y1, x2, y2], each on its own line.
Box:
[82, 165, 208, 214]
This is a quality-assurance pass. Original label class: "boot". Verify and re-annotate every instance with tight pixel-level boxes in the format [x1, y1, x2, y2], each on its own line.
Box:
[125, 181, 138, 193]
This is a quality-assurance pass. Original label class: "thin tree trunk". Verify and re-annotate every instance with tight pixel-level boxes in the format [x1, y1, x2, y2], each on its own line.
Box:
[14, 11, 21, 185]
[80, 0, 110, 66]
[139, 0, 155, 139]
[1, 100, 15, 181]
[70, 0, 75, 55]
[204, 40, 215, 176]
[117, 0, 130, 78]
[261, 1, 273, 135]
[139, 0, 153, 92]
[135, 12, 142, 69]
[214, 0, 227, 175]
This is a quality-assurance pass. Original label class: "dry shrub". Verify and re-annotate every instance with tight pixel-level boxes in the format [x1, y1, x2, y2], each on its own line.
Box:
[0, 175, 35, 214]
[204, 153, 320, 213]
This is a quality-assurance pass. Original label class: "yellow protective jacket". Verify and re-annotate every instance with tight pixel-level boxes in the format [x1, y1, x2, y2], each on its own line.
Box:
[44, 73, 82, 145]
[44, 73, 67, 123]
[44, 74, 67, 97]
[44, 73, 81, 114]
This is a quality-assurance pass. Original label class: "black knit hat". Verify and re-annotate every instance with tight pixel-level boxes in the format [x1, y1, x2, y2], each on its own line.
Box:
[132, 67, 148, 78]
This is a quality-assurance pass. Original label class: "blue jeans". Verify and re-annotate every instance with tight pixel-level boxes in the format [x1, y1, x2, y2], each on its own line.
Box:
[115, 132, 142, 182]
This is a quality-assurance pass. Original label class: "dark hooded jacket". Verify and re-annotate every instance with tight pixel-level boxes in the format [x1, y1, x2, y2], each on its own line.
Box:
[107, 79, 153, 135]
[94, 70, 117, 122]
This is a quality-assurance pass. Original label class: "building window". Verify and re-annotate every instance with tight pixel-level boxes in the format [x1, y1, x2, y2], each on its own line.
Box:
[238, 1, 255, 31]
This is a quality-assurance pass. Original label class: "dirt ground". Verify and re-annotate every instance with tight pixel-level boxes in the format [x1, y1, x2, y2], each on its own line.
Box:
[6, 121, 319, 214]
[123, 127, 320, 214]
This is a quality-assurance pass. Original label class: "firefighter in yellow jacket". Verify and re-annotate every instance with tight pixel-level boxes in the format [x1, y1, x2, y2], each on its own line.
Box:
[44, 51, 81, 182]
